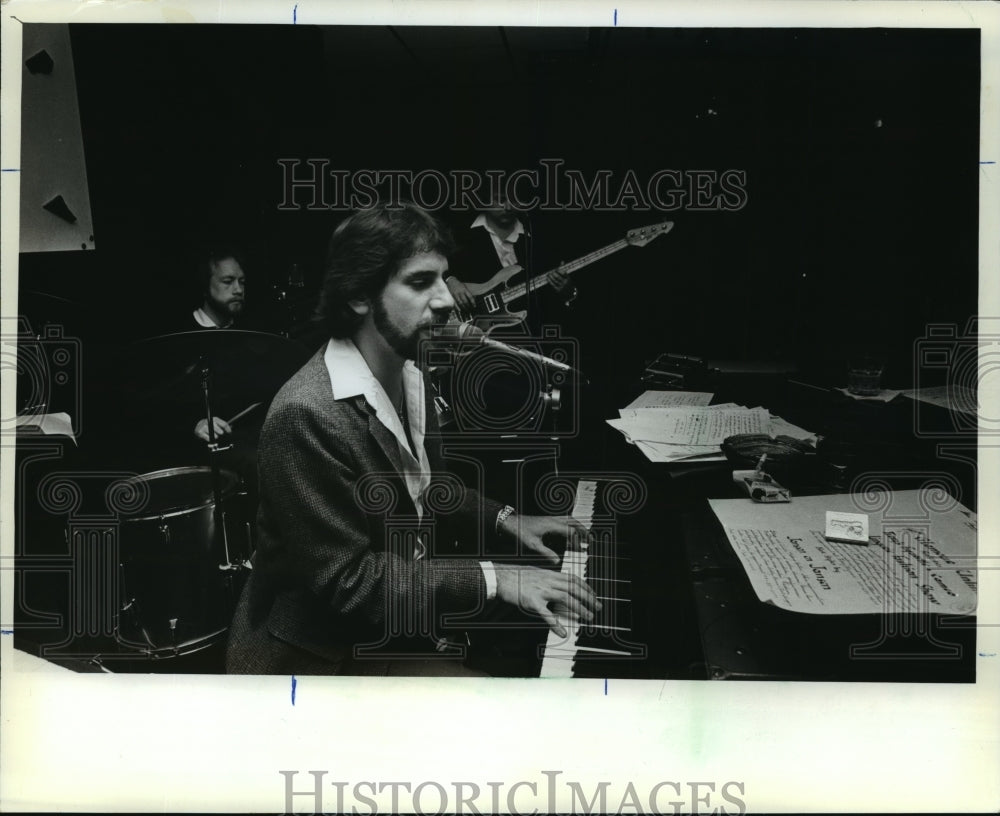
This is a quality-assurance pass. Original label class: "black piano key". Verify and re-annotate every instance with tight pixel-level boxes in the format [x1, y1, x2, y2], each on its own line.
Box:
[589, 598, 633, 629]
[574, 625, 629, 650]
[534, 479, 661, 678]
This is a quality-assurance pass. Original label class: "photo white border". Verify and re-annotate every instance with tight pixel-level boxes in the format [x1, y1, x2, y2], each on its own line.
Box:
[2, 1, 998, 812]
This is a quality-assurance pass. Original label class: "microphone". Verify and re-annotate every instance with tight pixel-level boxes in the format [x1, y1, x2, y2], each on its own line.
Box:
[450, 322, 573, 374]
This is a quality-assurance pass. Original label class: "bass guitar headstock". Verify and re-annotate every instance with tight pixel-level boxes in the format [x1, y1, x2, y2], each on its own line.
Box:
[625, 221, 674, 247]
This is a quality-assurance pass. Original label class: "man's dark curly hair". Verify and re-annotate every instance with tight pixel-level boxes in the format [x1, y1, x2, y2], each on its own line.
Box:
[316, 202, 455, 339]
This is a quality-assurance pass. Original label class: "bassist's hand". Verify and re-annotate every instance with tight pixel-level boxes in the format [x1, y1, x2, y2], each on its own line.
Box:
[445, 277, 475, 314]
[550, 263, 571, 293]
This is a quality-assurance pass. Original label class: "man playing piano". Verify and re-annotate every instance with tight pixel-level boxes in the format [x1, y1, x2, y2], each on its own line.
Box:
[226, 202, 598, 676]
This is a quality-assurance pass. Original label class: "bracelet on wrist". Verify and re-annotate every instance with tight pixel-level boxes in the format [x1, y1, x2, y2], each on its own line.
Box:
[495, 505, 516, 534]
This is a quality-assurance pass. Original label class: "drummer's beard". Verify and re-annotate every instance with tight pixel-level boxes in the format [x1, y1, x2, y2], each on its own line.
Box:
[222, 296, 244, 316]
[207, 294, 244, 320]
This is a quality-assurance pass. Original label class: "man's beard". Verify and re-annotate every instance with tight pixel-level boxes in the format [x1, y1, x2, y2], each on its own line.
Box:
[372, 297, 421, 360]
[210, 295, 243, 317]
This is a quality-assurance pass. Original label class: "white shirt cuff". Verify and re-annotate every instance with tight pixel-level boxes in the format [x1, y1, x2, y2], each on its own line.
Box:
[480, 561, 497, 601]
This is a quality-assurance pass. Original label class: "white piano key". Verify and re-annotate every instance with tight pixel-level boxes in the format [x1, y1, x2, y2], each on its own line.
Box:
[540, 481, 599, 678]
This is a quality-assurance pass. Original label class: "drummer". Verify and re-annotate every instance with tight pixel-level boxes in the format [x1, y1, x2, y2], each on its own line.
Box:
[192, 246, 247, 330]
[193, 246, 248, 442]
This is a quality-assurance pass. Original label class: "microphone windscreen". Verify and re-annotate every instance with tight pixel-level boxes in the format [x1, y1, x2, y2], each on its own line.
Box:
[456, 322, 485, 340]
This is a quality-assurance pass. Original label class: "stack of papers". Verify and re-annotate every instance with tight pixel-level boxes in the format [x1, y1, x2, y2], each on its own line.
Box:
[608, 390, 817, 463]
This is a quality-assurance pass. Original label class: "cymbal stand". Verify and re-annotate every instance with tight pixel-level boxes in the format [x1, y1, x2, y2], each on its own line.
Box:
[199, 359, 238, 574]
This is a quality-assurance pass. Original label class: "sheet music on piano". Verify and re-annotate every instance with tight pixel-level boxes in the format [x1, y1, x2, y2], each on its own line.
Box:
[707, 490, 977, 615]
[608, 400, 818, 463]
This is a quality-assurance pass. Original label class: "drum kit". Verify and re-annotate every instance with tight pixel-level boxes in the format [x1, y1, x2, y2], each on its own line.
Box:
[109, 328, 310, 658]
[115, 465, 250, 655]
[12, 285, 314, 663]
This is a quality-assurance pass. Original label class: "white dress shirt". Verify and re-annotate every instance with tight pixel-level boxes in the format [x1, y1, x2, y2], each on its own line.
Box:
[471, 213, 525, 268]
[323, 337, 431, 518]
[323, 338, 497, 597]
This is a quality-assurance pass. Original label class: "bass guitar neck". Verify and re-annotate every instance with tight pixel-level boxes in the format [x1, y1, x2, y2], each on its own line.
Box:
[456, 221, 674, 331]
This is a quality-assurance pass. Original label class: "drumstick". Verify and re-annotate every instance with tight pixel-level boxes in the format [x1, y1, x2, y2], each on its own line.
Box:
[226, 401, 263, 426]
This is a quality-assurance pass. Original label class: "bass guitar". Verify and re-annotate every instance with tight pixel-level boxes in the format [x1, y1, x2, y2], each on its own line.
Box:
[453, 221, 674, 332]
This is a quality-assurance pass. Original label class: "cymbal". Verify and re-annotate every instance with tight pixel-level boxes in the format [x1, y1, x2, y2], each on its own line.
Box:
[119, 329, 312, 409]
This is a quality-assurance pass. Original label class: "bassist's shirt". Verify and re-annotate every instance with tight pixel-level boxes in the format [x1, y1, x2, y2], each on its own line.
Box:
[473, 213, 525, 272]
[447, 214, 526, 286]
[447, 213, 573, 337]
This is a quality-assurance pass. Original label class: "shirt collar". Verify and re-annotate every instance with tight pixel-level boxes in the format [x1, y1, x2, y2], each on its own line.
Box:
[471, 213, 524, 243]
[323, 337, 430, 508]
[323, 337, 423, 416]
[193, 307, 231, 329]
[324, 336, 379, 404]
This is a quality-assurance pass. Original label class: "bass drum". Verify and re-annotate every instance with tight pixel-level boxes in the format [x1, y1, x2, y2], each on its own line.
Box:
[115, 466, 252, 656]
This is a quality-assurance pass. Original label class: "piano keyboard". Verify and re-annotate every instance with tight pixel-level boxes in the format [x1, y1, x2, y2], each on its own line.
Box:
[538, 480, 640, 677]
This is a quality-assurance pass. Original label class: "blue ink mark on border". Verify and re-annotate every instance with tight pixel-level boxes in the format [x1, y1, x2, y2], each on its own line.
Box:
[1, 630, 14, 635]
[604, 678, 608, 695]
[293, 4, 297, 24]
[613, 8, 617, 25]
[2, 168, 21, 173]
[979, 651, 996, 658]
[291, 675, 297, 704]
[982, 161, 995, 165]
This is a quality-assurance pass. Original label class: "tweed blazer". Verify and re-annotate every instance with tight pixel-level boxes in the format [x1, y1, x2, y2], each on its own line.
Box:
[226, 348, 506, 674]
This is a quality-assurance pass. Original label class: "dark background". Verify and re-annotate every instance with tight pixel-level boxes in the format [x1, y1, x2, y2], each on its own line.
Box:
[11, 23, 982, 680]
[18, 24, 980, 388]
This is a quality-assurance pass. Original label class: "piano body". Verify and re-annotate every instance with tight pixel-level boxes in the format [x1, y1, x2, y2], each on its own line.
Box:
[464, 373, 977, 683]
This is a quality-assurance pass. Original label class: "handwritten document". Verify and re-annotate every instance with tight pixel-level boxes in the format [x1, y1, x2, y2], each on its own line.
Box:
[708, 490, 977, 615]
[625, 390, 714, 409]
